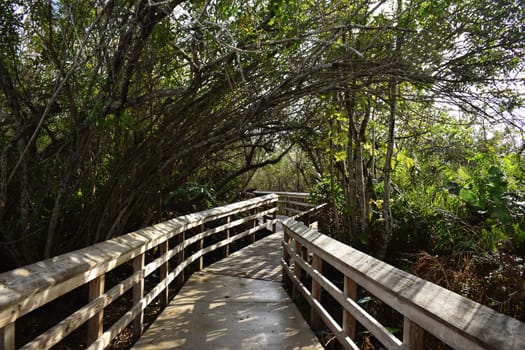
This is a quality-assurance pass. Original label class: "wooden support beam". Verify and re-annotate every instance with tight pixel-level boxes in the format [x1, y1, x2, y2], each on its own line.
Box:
[0, 194, 281, 349]
[223, 216, 231, 257]
[199, 224, 204, 270]
[133, 253, 145, 340]
[343, 276, 358, 340]
[177, 232, 185, 288]
[250, 209, 257, 243]
[282, 227, 292, 288]
[311, 253, 323, 329]
[403, 317, 424, 350]
[0, 323, 15, 350]
[87, 274, 105, 345]
[293, 240, 303, 300]
[159, 241, 169, 308]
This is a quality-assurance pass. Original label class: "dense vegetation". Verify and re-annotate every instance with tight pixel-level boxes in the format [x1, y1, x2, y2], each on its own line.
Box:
[1, 0, 524, 319]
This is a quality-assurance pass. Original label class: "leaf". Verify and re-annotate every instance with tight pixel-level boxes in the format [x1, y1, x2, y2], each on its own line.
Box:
[488, 166, 501, 176]
[334, 150, 346, 162]
[457, 167, 470, 181]
[459, 189, 479, 207]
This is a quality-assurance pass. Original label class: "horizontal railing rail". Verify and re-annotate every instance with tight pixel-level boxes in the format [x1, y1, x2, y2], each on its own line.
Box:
[252, 191, 326, 222]
[0, 194, 279, 350]
[281, 218, 525, 350]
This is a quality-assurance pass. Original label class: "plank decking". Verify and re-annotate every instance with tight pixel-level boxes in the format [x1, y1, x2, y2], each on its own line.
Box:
[131, 232, 323, 350]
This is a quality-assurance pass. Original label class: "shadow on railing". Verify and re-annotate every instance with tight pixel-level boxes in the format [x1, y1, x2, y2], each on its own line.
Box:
[0, 194, 281, 350]
[281, 219, 525, 350]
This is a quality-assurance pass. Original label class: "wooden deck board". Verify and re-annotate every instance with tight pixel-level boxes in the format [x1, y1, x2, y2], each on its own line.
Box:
[204, 232, 283, 281]
[132, 232, 323, 350]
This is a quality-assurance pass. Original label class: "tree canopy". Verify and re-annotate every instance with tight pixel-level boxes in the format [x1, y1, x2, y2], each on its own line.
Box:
[0, 0, 523, 269]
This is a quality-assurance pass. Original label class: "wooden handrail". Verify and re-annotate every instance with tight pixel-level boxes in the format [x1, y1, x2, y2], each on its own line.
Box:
[0, 194, 279, 350]
[251, 191, 325, 221]
[281, 218, 525, 350]
[253, 190, 310, 199]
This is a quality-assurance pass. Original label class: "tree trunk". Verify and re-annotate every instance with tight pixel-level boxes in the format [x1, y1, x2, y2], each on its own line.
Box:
[329, 116, 340, 234]
[378, 0, 403, 260]
[344, 93, 356, 242]
[379, 80, 396, 260]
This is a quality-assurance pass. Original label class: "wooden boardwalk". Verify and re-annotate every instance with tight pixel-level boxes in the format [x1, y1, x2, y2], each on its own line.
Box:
[132, 232, 323, 350]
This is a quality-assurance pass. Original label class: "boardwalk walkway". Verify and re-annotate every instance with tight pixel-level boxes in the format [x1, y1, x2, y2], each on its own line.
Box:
[132, 232, 323, 350]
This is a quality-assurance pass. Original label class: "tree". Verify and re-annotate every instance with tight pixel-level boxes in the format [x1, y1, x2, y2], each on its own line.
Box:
[0, 0, 523, 268]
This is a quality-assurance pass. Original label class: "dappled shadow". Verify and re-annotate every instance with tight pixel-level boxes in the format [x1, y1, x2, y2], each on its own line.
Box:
[132, 231, 323, 350]
[132, 273, 322, 350]
[205, 233, 283, 281]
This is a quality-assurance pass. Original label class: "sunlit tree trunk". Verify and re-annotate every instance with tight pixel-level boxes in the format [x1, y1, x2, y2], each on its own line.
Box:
[379, 80, 397, 260]
[378, 0, 403, 260]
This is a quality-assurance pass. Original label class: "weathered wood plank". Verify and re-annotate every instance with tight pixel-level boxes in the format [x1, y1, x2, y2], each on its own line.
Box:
[283, 242, 402, 350]
[311, 253, 322, 329]
[181, 207, 277, 247]
[403, 317, 424, 350]
[198, 224, 204, 270]
[87, 275, 105, 345]
[132, 254, 145, 340]
[222, 216, 231, 257]
[283, 219, 525, 350]
[0, 194, 280, 350]
[133, 234, 324, 350]
[282, 227, 292, 288]
[19, 272, 141, 350]
[176, 232, 185, 288]
[159, 241, 169, 308]
[282, 259, 360, 350]
[0, 323, 14, 350]
[343, 276, 357, 340]
[87, 264, 181, 350]
[0, 194, 278, 329]
[292, 240, 303, 300]
[253, 191, 309, 199]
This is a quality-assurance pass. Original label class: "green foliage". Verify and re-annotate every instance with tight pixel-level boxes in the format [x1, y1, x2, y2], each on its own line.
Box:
[166, 182, 217, 214]
[390, 132, 525, 255]
[447, 153, 525, 251]
[309, 176, 344, 212]
[247, 149, 315, 192]
[0, 0, 523, 270]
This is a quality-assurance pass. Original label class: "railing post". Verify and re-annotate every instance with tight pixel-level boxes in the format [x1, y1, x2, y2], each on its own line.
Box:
[272, 211, 277, 233]
[199, 224, 204, 270]
[282, 226, 292, 289]
[0, 323, 15, 350]
[87, 274, 105, 345]
[159, 240, 169, 308]
[223, 216, 231, 257]
[133, 253, 145, 340]
[311, 253, 323, 329]
[250, 209, 256, 243]
[177, 232, 185, 287]
[403, 317, 424, 350]
[343, 276, 358, 340]
[292, 239, 302, 300]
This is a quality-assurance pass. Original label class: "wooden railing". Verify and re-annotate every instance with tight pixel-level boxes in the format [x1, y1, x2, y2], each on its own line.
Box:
[0, 194, 279, 350]
[253, 190, 326, 222]
[281, 219, 525, 350]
